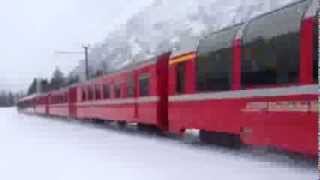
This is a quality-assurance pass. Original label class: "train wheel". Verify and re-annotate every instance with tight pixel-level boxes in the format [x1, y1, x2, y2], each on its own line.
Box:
[93, 119, 105, 124]
[137, 124, 162, 134]
[199, 130, 241, 148]
[117, 121, 127, 128]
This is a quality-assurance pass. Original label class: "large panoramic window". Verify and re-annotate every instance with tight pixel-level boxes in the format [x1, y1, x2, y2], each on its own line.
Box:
[196, 25, 241, 92]
[139, 74, 149, 96]
[241, 2, 309, 87]
[176, 62, 185, 94]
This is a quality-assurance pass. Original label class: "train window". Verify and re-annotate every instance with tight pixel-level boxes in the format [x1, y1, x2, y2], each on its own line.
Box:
[114, 84, 121, 98]
[65, 93, 68, 103]
[197, 25, 240, 92]
[95, 85, 101, 100]
[88, 86, 94, 100]
[128, 76, 134, 97]
[176, 62, 185, 94]
[103, 84, 110, 99]
[82, 88, 86, 101]
[139, 74, 149, 96]
[241, 2, 309, 87]
[313, 15, 318, 82]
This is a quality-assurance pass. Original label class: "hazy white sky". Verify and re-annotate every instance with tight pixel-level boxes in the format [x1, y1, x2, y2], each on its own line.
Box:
[0, 0, 153, 92]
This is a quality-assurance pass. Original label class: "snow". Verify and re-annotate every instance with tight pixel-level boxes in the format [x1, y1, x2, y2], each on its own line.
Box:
[0, 108, 317, 180]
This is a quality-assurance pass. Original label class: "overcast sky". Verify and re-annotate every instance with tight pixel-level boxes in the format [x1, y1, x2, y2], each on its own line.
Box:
[0, 0, 153, 92]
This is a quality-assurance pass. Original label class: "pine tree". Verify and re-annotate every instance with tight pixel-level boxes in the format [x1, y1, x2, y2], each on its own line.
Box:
[50, 67, 65, 90]
[27, 78, 37, 95]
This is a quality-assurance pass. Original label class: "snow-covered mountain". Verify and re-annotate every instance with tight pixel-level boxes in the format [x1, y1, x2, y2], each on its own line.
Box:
[72, 0, 298, 79]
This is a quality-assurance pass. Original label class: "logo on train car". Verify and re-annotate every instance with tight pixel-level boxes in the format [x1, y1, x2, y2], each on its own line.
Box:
[242, 101, 318, 112]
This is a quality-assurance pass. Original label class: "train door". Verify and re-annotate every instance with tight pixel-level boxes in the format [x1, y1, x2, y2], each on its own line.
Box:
[156, 52, 170, 130]
[131, 71, 138, 120]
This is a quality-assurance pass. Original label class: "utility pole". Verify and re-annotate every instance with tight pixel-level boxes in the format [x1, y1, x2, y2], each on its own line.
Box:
[83, 45, 89, 80]
[54, 44, 90, 81]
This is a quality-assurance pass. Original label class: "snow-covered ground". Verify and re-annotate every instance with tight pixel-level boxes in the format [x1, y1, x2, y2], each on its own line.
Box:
[0, 108, 317, 180]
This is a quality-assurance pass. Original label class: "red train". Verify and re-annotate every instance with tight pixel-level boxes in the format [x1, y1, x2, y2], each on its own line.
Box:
[18, 0, 318, 156]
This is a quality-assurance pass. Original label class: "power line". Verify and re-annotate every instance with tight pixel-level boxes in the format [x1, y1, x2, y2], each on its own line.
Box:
[54, 45, 90, 80]
[54, 51, 83, 55]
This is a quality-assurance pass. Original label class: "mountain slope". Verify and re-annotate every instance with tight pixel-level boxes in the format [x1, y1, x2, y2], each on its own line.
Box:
[72, 0, 299, 79]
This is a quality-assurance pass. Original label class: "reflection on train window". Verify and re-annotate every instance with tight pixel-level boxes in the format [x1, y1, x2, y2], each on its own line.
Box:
[114, 84, 121, 98]
[176, 62, 185, 94]
[95, 85, 101, 100]
[241, 2, 309, 87]
[197, 25, 240, 92]
[139, 74, 149, 96]
[128, 76, 134, 97]
[103, 84, 110, 99]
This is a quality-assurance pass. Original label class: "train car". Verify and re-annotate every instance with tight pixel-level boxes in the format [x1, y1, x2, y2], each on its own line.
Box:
[75, 52, 171, 130]
[48, 89, 70, 117]
[34, 94, 49, 115]
[17, 95, 37, 114]
[75, 70, 135, 121]
[168, 0, 318, 156]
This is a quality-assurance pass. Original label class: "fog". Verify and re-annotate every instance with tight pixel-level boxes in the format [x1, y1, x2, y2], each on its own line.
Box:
[0, 0, 152, 92]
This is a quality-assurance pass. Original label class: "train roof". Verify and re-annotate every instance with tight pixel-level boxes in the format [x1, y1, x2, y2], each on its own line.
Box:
[246, 0, 312, 23]
[18, 93, 42, 102]
[198, 0, 313, 46]
[68, 51, 171, 87]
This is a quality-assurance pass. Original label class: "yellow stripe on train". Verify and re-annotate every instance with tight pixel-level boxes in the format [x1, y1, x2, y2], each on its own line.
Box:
[169, 53, 196, 65]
